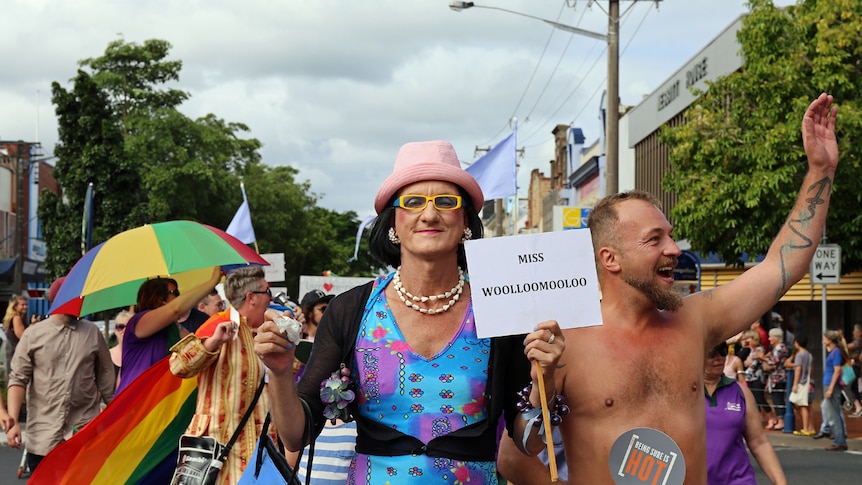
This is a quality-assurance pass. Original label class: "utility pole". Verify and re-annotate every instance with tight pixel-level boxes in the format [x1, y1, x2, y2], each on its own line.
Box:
[451, 0, 648, 196]
[606, 0, 620, 195]
[13, 141, 26, 294]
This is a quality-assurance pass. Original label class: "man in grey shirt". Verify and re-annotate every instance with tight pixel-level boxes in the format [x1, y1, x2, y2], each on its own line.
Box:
[4, 277, 115, 473]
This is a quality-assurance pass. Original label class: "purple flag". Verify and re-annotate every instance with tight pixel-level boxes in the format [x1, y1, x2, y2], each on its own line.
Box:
[466, 127, 517, 201]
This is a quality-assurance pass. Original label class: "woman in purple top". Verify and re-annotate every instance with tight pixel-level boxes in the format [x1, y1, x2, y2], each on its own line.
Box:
[116, 267, 222, 393]
[705, 342, 786, 485]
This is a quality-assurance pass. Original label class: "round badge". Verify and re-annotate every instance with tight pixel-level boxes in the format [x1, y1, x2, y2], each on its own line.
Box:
[608, 427, 685, 485]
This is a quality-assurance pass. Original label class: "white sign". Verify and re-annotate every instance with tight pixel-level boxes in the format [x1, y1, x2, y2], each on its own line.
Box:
[298, 275, 376, 301]
[810, 244, 841, 285]
[465, 229, 602, 339]
[260, 252, 285, 282]
[29, 239, 47, 262]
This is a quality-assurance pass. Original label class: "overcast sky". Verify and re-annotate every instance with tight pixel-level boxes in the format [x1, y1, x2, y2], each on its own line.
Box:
[2, 0, 796, 219]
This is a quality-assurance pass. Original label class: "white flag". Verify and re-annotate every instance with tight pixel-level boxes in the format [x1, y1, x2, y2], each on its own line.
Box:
[226, 183, 256, 244]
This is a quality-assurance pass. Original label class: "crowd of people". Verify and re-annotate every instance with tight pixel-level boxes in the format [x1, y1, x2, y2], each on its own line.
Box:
[0, 92, 853, 484]
[722, 313, 862, 455]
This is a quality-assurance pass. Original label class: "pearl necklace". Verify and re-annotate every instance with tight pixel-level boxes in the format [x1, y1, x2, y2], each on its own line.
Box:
[393, 266, 464, 315]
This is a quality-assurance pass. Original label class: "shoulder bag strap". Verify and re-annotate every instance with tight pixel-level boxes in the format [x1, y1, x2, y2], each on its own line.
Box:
[218, 376, 267, 461]
[300, 398, 315, 485]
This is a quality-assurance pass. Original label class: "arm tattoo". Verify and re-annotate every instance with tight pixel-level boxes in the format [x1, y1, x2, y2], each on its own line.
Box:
[775, 176, 831, 298]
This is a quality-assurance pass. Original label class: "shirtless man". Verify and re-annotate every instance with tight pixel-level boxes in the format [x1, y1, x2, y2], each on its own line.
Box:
[556, 93, 838, 484]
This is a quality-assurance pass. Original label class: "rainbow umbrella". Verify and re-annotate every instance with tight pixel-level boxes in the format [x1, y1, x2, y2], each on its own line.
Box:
[49, 220, 268, 317]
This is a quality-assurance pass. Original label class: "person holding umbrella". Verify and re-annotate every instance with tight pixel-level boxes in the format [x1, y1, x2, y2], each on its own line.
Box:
[117, 267, 223, 393]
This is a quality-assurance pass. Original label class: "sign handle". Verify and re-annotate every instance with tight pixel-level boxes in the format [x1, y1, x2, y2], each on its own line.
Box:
[535, 361, 559, 482]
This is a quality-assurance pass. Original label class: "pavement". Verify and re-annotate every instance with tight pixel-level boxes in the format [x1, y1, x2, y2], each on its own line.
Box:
[764, 400, 862, 452]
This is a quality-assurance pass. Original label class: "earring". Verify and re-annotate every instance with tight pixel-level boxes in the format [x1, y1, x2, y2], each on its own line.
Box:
[460, 227, 472, 243]
[388, 227, 401, 245]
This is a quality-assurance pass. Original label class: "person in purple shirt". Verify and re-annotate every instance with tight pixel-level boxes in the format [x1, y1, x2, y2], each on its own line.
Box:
[117, 267, 222, 393]
[704, 342, 786, 485]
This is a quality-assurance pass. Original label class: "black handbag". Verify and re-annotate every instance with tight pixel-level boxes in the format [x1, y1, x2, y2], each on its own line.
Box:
[170, 377, 266, 485]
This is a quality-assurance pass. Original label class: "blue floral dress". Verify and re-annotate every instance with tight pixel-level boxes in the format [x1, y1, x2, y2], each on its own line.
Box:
[348, 273, 498, 484]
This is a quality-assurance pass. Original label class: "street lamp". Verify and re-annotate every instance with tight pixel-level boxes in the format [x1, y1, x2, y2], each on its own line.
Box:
[449, 1, 607, 41]
[450, 0, 620, 196]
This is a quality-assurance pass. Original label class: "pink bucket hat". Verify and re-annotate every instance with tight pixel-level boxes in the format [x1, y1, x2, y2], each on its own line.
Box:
[374, 140, 484, 214]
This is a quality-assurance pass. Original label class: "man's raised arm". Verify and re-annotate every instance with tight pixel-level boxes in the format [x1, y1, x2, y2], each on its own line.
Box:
[704, 93, 838, 342]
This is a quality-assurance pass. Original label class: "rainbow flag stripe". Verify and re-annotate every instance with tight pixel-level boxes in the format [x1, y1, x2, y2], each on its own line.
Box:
[30, 357, 197, 484]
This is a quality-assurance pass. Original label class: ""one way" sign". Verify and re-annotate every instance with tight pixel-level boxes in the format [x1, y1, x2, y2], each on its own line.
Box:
[810, 244, 841, 285]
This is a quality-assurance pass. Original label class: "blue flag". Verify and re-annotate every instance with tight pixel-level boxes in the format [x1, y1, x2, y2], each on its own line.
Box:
[226, 183, 256, 244]
[466, 127, 517, 201]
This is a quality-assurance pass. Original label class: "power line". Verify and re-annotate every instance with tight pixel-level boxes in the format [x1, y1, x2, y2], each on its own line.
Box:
[520, 5, 591, 125]
[477, 0, 569, 148]
[520, 1, 653, 142]
[475, 1, 654, 161]
[521, 46, 605, 143]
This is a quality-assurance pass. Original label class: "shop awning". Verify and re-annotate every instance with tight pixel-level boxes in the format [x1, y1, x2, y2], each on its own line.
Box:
[0, 257, 50, 283]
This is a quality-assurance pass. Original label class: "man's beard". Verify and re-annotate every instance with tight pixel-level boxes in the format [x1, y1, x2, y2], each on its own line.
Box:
[624, 274, 683, 311]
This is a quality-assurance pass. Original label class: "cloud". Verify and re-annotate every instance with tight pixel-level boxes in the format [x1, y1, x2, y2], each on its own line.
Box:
[2, 0, 796, 217]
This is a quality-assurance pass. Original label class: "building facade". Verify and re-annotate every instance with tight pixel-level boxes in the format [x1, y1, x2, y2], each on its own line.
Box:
[0, 141, 57, 295]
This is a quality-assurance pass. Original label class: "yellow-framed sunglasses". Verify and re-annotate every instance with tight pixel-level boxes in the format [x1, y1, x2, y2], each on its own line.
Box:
[392, 194, 463, 211]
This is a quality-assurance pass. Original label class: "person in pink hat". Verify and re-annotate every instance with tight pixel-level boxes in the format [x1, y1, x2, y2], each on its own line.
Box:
[256, 140, 565, 484]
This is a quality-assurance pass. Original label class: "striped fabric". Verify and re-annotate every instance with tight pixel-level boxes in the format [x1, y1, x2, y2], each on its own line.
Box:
[297, 420, 357, 484]
[28, 357, 197, 484]
[170, 308, 269, 485]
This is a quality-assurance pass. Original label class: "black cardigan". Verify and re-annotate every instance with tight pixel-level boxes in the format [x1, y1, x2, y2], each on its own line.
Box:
[296, 280, 531, 462]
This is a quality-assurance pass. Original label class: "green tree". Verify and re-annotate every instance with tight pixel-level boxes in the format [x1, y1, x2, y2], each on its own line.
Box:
[40, 69, 140, 276]
[661, 0, 862, 272]
[230, 163, 379, 295]
[80, 38, 254, 224]
[81, 38, 187, 130]
[41, 39, 256, 277]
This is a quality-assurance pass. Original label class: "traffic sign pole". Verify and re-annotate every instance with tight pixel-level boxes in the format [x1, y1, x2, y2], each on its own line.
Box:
[811, 244, 840, 380]
[822, 283, 827, 381]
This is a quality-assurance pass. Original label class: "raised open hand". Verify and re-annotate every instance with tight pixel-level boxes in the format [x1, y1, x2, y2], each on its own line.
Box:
[801, 93, 838, 173]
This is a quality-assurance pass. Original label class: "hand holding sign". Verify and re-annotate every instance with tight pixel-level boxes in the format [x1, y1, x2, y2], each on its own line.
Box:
[464, 229, 601, 339]
[465, 230, 601, 481]
[523, 321, 566, 481]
